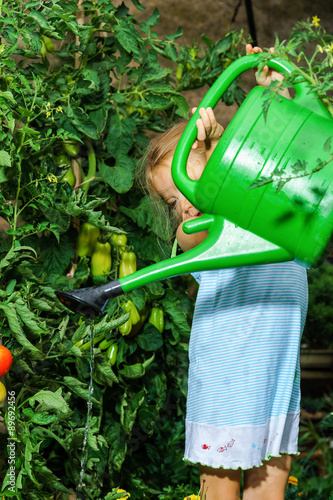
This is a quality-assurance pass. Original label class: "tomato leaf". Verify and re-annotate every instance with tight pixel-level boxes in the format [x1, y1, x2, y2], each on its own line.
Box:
[137, 323, 163, 351]
[104, 114, 136, 158]
[29, 388, 71, 417]
[22, 407, 57, 425]
[62, 376, 101, 405]
[14, 298, 48, 337]
[94, 352, 119, 386]
[0, 303, 44, 359]
[39, 234, 75, 274]
[0, 149, 12, 167]
[99, 154, 135, 194]
[119, 362, 145, 379]
[120, 387, 146, 434]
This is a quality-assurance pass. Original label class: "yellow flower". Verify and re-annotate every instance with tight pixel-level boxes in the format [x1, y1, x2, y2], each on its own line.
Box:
[48, 174, 58, 183]
[318, 45, 323, 53]
[56, 106, 63, 113]
[183, 495, 200, 500]
[111, 488, 130, 500]
[288, 475, 298, 486]
[312, 15, 320, 28]
[46, 111, 51, 118]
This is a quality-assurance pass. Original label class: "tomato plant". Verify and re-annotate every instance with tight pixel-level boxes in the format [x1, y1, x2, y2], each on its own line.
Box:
[0, 0, 247, 498]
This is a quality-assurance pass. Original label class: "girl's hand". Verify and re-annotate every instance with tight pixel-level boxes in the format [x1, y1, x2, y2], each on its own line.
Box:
[246, 44, 290, 98]
[192, 107, 224, 160]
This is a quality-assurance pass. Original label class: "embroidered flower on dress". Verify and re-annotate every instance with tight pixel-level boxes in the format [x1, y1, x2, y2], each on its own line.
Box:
[217, 438, 235, 452]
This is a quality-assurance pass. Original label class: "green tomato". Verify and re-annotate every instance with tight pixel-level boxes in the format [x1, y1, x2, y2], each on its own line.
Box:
[110, 233, 127, 253]
[119, 318, 132, 336]
[77, 223, 100, 258]
[106, 344, 118, 365]
[61, 167, 75, 187]
[55, 154, 71, 167]
[125, 104, 147, 118]
[189, 47, 198, 59]
[40, 39, 47, 58]
[63, 140, 80, 157]
[42, 36, 54, 54]
[175, 63, 184, 83]
[90, 241, 112, 276]
[121, 300, 140, 325]
[65, 75, 75, 88]
[99, 338, 114, 351]
[5, 74, 14, 87]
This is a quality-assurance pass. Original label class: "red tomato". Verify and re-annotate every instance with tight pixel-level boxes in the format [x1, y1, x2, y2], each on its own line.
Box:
[0, 345, 13, 376]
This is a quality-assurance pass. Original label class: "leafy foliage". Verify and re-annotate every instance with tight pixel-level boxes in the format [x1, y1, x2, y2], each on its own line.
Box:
[303, 262, 333, 349]
[248, 17, 333, 191]
[0, 1, 245, 498]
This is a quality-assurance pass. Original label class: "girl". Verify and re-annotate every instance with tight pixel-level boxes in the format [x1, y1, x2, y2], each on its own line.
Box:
[144, 46, 308, 500]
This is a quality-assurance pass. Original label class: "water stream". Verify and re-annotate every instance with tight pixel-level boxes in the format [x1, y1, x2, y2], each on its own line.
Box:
[77, 318, 95, 496]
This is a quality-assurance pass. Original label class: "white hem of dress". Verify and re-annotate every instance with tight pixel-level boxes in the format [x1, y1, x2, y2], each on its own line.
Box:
[184, 412, 300, 470]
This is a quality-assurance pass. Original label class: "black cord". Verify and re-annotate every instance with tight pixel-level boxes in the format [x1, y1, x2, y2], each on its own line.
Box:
[231, 0, 258, 46]
[244, 0, 258, 46]
[231, 0, 242, 23]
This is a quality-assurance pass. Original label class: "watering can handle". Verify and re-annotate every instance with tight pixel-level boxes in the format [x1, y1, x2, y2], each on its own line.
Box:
[171, 53, 311, 204]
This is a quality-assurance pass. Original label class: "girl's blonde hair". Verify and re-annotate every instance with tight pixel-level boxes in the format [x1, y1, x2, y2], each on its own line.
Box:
[144, 121, 206, 199]
[137, 120, 206, 238]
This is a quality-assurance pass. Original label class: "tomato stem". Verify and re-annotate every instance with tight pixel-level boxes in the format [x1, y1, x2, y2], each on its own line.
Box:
[83, 137, 96, 194]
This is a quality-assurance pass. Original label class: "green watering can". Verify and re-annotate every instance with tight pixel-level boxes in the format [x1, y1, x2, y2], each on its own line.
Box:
[56, 54, 333, 317]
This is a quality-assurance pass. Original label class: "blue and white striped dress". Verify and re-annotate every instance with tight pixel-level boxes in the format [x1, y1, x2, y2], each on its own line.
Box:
[184, 261, 308, 470]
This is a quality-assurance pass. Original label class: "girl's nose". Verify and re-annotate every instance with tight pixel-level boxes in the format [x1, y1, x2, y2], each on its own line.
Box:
[180, 199, 199, 219]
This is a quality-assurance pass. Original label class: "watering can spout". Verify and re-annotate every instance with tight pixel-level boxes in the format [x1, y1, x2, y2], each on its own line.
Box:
[55, 280, 123, 317]
[56, 215, 293, 317]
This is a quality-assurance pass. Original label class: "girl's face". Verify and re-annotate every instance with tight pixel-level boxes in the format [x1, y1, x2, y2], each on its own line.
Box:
[152, 156, 204, 222]
[152, 156, 208, 252]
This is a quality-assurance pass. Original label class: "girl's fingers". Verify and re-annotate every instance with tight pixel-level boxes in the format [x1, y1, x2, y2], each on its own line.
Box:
[245, 43, 252, 55]
[198, 107, 213, 131]
[191, 106, 223, 143]
[246, 44, 263, 55]
[196, 118, 206, 142]
[196, 108, 224, 141]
